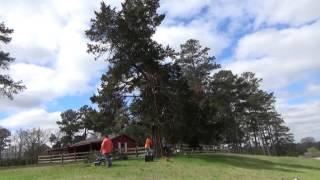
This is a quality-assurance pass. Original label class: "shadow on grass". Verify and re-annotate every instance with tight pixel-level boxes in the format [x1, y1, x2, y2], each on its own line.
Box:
[185, 154, 320, 173]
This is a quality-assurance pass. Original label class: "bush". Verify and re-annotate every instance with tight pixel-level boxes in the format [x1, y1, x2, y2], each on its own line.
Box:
[306, 147, 320, 157]
[0, 158, 37, 167]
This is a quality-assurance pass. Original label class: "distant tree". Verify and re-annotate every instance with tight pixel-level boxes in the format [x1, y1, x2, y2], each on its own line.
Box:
[78, 105, 95, 138]
[90, 76, 127, 134]
[13, 129, 26, 159]
[48, 130, 63, 149]
[23, 128, 50, 161]
[296, 137, 317, 154]
[206, 70, 294, 155]
[49, 133, 57, 147]
[209, 70, 242, 149]
[270, 116, 295, 155]
[301, 137, 316, 144]
[56, 109, 81, 146]
[307, 147, 320, 157]
[172, 39, 221, 146]
[176, 39, 220, 94]
[0, 127, 11, 160]
[0, 22, 25, 99]
[56, 106, 99, 145]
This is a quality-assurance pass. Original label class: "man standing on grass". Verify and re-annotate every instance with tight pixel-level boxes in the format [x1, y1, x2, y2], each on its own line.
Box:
[101, 134, 113, 167]
[144, 135, 153, 161]
[145, 135, 153, 151]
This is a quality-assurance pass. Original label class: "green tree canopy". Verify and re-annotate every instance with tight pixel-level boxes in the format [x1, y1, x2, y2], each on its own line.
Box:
[0, 126, 11, 160]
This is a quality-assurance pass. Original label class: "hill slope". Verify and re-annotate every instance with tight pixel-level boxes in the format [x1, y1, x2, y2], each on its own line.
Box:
[0, 153, 319, 180]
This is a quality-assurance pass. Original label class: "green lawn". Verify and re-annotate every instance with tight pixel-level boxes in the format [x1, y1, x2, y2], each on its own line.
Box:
[1, 153, 320, 180]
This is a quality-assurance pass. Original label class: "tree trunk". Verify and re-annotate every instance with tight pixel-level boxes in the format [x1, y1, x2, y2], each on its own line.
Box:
[253, 130, 259, 153]
[152, 125, 162, 158]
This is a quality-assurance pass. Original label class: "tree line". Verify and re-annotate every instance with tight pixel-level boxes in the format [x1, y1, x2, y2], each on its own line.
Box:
[1, 125, 317, 167]
[0, 127, 52, 166]
[54, 0, 294, 156]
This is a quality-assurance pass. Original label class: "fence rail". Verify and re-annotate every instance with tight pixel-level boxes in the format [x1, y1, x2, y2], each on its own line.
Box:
[38, 145, 223, 164]
[37, 147, 146, 164]
[38, 152, 90, 164]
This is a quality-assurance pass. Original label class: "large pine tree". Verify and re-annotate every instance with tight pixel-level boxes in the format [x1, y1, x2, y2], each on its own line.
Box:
[86, 0, 175, 156]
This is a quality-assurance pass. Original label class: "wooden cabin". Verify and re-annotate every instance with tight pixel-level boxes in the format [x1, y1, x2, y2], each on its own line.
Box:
[111, 134, 136, 153]
[48, 134, 136, 155]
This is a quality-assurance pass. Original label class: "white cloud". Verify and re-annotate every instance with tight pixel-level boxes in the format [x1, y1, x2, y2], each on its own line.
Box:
[0, 0, 108, 111]
[248, 0, 320, 27]
[278, 101, 320, 141]
[159, 0, 320, 33]
[306, 84, 320, 96]
[235, 22, 320, 61]
[154, 21, 229, 55]
[0, 0, 118, 130]
[226, 21, 320, 90]
[207, 0, 320, 28]
[160, 0, 210, 18]
[0, 109, 60, 130]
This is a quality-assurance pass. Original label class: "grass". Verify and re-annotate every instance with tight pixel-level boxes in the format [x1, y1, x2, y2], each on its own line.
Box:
[0, 153, 320, 180]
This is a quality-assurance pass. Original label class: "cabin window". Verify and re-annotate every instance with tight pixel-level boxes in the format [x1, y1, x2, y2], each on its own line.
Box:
[118, 142, 128, 152]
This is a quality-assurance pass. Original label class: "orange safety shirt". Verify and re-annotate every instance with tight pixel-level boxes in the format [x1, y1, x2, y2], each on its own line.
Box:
[101, 137, 113, 154]
[145, 137, 153, 149]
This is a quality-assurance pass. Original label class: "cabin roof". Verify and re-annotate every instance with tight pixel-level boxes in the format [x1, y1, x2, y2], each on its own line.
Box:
[71, 138, 103, 147]
[70, 134, 136, 147]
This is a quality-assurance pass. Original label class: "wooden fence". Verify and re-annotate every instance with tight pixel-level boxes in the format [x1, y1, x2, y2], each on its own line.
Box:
[38, 152, 90, 164]
[125, 147, 146, 157]
[38, 145, 223, 164]
[38, 147, 146, 164]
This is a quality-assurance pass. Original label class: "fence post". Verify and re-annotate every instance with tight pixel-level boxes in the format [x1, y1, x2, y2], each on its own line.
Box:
[74, 152, 76, 162]
[88, 151, 92, 162]
[135, 146, 138, 157]
[61, 153, 64, 164]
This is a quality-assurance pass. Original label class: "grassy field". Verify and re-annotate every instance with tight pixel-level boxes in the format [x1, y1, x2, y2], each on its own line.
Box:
[1, 153, 320, 180]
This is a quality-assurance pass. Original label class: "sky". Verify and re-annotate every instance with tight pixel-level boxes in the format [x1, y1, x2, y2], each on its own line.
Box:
[0, 0, 319, 142]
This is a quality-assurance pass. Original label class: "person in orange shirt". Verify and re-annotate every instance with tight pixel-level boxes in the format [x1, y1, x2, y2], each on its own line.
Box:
[100, 134, 113, 167]
[144, 135, 153, 161]
[145, 135, 153, 149]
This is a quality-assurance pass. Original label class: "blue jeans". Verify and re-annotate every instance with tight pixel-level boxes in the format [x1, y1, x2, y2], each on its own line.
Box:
[104, 153, 112, 167]
[145, 148, 152, 156]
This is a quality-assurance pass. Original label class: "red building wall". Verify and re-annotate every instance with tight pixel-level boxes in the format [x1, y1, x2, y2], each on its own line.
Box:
[67, 134, 137, 153]
[112, 134, 136, 149]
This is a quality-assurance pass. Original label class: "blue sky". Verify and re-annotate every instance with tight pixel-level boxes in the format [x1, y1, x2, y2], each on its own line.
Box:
[0, 0, 320, 141]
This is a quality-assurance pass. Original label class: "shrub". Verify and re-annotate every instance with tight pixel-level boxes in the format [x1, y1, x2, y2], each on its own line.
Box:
[306, 147, 320, 157]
